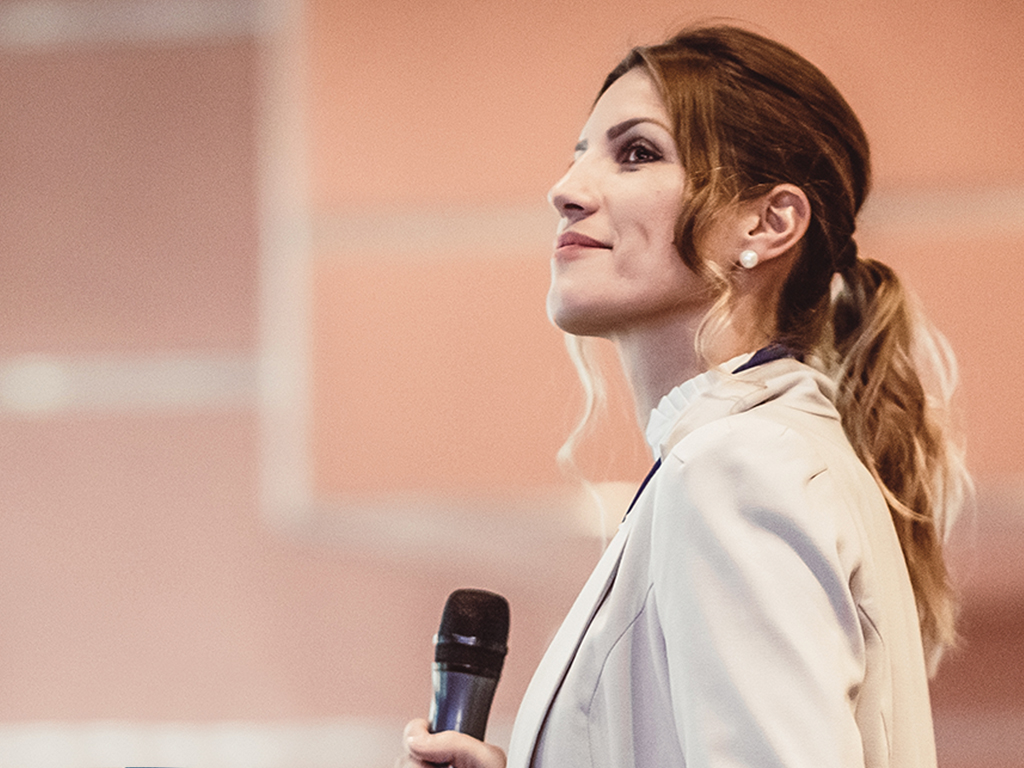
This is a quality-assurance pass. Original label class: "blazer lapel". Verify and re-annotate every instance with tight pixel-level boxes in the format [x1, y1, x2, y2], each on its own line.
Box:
[506, 517, 633, 766]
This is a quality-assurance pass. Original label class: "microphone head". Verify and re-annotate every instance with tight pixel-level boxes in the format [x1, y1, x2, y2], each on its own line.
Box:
[434, 588, 509, 679]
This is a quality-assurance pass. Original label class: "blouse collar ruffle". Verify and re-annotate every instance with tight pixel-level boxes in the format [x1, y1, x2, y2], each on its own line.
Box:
[643, 352, 754, 459]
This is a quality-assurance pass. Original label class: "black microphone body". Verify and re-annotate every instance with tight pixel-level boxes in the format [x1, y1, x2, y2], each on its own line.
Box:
[430, 668, 499, 740]
[429, 588, 510, 742]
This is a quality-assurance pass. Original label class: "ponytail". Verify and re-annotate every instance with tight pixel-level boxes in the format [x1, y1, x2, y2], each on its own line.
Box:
[831, 256, 969, 666]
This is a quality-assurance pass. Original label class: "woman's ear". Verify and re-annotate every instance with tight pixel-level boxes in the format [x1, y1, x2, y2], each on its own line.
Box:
[739, 183, 811, 265]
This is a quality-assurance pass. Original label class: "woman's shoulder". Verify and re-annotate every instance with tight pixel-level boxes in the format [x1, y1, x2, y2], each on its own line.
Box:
[647, 382, 883, 569]
[646, 404, 869, 598]
[661, 408, 831, 507]
[666, 399, 833, 479]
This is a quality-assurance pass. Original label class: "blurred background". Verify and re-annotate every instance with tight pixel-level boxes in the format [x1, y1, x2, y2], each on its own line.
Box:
[1, 0, 1022, 766]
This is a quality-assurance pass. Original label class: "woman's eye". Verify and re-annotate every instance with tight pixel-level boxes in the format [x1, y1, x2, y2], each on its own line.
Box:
[621, 142, 661, 164]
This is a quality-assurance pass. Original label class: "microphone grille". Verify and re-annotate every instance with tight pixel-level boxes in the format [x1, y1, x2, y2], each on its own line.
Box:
[438, 588, 510, 650]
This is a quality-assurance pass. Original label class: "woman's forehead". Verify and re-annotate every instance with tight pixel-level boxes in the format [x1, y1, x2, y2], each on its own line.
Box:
[581, 68, 669, 140]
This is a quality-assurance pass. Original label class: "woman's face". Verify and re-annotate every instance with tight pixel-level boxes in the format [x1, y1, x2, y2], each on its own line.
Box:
[546, 68, 710, 338]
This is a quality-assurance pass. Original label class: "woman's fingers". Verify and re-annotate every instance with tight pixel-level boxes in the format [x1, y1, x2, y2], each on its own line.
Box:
[398, 719, 507, 768]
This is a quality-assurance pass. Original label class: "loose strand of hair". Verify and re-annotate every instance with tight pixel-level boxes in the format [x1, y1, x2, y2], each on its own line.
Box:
[556, 335, 608, 479]
[556, 335, 620, 546]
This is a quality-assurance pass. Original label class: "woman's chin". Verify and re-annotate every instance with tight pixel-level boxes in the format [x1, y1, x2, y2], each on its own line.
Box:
[547, 298, 614, 338]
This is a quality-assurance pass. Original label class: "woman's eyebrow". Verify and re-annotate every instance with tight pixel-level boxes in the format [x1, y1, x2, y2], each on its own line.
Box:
[606, 117, 668, 141]
[574, 117, 668, 155]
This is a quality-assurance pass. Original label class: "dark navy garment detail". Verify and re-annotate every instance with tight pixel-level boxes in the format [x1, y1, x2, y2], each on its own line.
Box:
[624, 458, 662, 518]
[731, 342, 800, 373]
[622, 344, 797, 520]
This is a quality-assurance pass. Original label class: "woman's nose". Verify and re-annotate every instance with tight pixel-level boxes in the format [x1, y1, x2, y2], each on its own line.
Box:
[548, 162, 596, 220]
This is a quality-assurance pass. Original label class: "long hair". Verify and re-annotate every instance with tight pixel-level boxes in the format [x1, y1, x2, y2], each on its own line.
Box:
[569, 24, 968, 665]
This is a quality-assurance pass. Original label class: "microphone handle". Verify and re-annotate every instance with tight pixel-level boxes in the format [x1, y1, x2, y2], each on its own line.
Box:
[429, 667, 499, 741]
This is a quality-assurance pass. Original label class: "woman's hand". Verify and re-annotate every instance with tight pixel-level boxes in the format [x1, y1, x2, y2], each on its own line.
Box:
[395, 718, 507, 768]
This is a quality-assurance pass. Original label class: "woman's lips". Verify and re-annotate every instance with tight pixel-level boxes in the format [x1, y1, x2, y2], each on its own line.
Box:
[555, 231, 611, 258]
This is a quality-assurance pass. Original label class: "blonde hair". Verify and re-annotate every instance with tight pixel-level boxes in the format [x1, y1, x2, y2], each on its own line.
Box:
[565, 24, 969, 666]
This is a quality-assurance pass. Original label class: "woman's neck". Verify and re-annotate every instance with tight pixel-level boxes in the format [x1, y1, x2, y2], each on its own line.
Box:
[612, 313, 703, 427]
[613, 311, 763, 428]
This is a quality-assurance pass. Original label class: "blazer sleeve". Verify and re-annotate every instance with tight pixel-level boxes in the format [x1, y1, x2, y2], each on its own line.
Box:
[649, 413, 868, 768]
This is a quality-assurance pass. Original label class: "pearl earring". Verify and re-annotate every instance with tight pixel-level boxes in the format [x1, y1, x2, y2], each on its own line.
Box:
[739, 249, 759, 269]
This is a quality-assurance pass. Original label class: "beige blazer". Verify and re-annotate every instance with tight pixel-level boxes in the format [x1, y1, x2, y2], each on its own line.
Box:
[506, 359, 936, 768]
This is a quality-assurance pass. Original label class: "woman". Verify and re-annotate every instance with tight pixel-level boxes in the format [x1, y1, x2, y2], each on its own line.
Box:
[399, 23, 967, 768]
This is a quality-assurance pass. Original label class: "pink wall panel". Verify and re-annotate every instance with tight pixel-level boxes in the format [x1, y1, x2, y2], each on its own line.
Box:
[0, 43, 259, 354]
[0, 409, 591, 722]
[305, 0, 1024, 210]
[0, 412, 271, 719]
[863, 231, 1024, 476]
[311, 253, 572, 494]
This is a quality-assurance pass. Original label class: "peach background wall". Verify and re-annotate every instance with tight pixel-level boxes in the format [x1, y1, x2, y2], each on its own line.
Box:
[1, 0, 1022, 766]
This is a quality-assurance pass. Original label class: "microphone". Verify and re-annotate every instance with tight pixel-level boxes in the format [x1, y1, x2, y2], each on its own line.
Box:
[429, 588, 510, 741]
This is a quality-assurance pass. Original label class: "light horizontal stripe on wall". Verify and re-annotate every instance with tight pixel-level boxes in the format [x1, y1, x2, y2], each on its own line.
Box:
[0, 717, 510, 768]
[860, 187, 1024, 238]
[0, 353, 256, 415]
[0, 713, 1019, 768]
[0, 0, 271, 49]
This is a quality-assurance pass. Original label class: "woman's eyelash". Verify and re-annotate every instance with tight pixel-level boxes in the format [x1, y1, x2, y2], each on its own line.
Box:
[620, 141, 662, 164]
